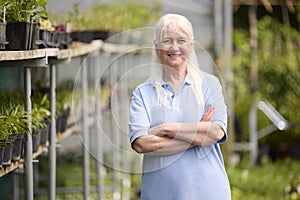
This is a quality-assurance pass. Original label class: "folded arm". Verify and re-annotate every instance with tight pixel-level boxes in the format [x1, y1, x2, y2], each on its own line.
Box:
[131, 106, 221, 155]
[149, 121, 225, 146]
[132, 134, 195, 156]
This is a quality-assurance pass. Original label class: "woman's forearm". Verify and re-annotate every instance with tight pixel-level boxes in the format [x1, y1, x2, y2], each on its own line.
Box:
[149, 122, 224, 146]
[132, 134, 194, 156]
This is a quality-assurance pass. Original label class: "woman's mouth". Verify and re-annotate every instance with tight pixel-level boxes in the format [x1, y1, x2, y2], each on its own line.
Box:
[167, 53, 182, 57]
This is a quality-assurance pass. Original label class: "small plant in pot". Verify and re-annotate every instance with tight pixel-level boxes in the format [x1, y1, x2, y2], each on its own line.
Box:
[56, 89, 72, 134]
[36, 19, 55, 49]
[5, 0, 48, 50]
[0, 103, 29, 166]
[31, 93, 50, 153]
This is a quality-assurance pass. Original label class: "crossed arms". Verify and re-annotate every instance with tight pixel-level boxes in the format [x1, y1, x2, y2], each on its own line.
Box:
[132, 106, 225, 156]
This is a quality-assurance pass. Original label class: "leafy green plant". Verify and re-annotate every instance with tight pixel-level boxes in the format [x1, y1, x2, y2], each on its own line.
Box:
[32, 92, 50, 132]
[56, 89, 72, 117]
[5, 0, 48, 23]
[0, 1, 9, 23]
[0, 103, 29, 143]
[0, 91, 50, 143]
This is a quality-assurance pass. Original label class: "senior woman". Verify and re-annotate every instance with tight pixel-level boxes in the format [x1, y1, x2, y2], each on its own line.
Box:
[128, 13, 231, 200]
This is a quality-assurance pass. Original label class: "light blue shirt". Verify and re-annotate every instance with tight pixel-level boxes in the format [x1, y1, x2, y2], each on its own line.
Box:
[128, 73, 231, 200]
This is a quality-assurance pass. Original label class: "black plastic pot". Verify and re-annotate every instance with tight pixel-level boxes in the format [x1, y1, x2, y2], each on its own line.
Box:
[93, 30, 110, 40]
[12, 133, 24, 162]
[58, 32, 72, 49]
[32, 130, 41, 153]
[36, 29, 50, 49]
[0, 146, 4, 168]
[40, 120, 50, 145]
[2, 140, 13, 166]
[71, 31, 95, 43]
[6, 22, 38, 50]
[46, 31, 60, 48]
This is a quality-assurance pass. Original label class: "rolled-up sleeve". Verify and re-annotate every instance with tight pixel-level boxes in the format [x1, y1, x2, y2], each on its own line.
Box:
[128, 87, 150, 144]
[202, 73, 228, 144]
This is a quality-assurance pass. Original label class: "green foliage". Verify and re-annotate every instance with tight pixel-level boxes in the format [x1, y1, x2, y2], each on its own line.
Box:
[233, 16, 300, 142]
[3, 0, 48, 22]
[0, 93, 29, 141]
[0, 91, 51, 143]
[56, 89, 72, 116]
[257, 17, 300, 129]
[53, 1, 162, 32]
[31, 92, 50, 131]
[228, 158, 300, 200]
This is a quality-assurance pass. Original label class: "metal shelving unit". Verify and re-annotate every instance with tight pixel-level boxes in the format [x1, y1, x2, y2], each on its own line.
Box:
[0, 40, 102, 200]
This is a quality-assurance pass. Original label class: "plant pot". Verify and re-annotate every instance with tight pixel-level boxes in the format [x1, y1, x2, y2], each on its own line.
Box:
[58, 32, 72, 49]
[46, 31, 60, 48]
[36, 29, 48, 49]
[58, 107, 70, 133]
[2, 139, 13, 166]
[32, 130, 41, 153]
[0, 146, 4, 168]
[93, 30, 110, 40]
[71, 31, 94, 43]
[40, 120, 50, 145]
[0, 22, 9, 50]
[12, 133, 24, 162]
[6, 22, 38, 50]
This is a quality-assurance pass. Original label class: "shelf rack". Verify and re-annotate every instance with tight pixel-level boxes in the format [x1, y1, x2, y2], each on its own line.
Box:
[0, 40, 102, 200]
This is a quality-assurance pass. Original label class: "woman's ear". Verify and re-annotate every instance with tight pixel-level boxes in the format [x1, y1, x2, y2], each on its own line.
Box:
[191, 38, 195, 46]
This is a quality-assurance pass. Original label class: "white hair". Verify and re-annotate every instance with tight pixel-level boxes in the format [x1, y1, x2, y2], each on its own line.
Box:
[150, 13, 205, 109]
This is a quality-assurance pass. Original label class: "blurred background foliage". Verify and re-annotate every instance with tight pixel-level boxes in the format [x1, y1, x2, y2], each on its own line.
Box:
[233, 4, 300, 155]
[50, 0, 161, 32]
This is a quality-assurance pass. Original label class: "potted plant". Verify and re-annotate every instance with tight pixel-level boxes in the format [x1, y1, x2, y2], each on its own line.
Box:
[0, 102, 29, 165]
[60, 2, 161, 43]
[56, 89, 72, 134]
[4, 0, 48, 50]
[36, 19, 55, 49]
[31, 92, 50, 152]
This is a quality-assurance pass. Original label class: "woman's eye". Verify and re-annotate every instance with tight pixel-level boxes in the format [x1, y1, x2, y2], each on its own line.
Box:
[178, 39, 186, 44]
[162, 39, 171, 44]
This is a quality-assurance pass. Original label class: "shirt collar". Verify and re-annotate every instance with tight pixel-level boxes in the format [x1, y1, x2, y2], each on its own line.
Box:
[152, 73, 192, 88]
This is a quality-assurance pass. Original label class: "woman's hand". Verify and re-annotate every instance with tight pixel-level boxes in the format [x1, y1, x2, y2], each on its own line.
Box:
[201, 106, 214, 122]
[148, 106, 215, 138]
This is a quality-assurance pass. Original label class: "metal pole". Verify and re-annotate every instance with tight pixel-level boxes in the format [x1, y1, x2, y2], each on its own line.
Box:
[213, 0, 223, 57]
[249, 101, 258, 165]
[121, 55, 130, 200]
[94, 55, 103, 200]
[49, 64, 56, 200]
[110, 55, 120, 200]
[13, 172, 19, 200]
[24, 67, 34, 200]
[82, 57, 90, 200]
[223, 0, 234, 159]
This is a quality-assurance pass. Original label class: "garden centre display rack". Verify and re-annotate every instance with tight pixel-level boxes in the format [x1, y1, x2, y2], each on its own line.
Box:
[0, 40, 102, 200]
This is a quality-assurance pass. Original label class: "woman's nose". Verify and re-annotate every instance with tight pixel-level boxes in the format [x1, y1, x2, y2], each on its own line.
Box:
[170, 42, 179, 51]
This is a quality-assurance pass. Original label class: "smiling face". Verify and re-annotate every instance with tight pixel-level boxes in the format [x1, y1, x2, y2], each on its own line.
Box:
[154, 14, 194, 71]
[156, 30, 193, 70]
